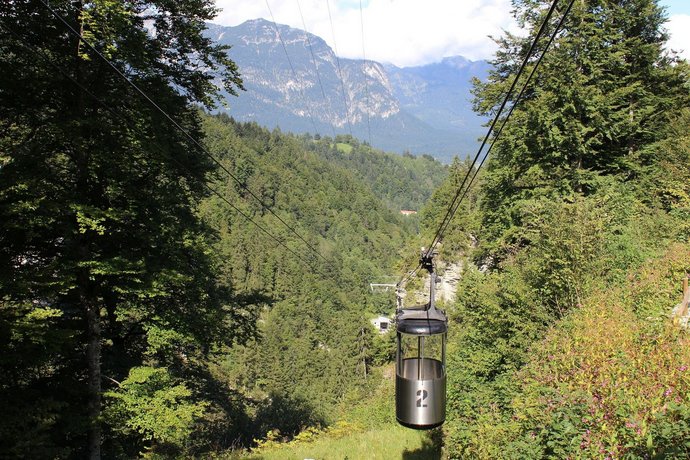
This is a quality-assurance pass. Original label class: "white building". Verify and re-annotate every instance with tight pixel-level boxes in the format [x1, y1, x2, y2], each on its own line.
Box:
[371, 315, 392, 333]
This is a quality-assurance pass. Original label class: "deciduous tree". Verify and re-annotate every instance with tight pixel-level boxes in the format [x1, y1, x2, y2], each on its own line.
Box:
[0, 1, 244, 457]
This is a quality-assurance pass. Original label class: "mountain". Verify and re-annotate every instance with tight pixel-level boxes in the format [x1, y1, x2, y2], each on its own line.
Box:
[385, 56, 490, 139]
[206, 19, 489, 162]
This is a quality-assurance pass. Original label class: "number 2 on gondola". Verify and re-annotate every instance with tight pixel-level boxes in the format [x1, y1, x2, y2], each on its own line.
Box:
[416, 389, 428, 407]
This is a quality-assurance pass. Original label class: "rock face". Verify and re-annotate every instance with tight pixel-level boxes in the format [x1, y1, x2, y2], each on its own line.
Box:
[413, 261, 463, 306]
[437, 261, 462, 303]
[206, 19, 489, 162]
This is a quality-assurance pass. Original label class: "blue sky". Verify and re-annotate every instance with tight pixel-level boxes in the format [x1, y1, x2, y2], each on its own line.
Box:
[214, 0, 689, 66]
[663, 0, 690, 15]
[661, 0, 690, 59]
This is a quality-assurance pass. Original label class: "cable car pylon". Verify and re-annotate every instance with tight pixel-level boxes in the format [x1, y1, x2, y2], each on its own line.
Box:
[395, 250, 447, 429]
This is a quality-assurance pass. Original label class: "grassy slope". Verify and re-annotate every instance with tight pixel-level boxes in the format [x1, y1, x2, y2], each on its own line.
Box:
[241, 363, 441, 459]
[247, 425, 440, 460]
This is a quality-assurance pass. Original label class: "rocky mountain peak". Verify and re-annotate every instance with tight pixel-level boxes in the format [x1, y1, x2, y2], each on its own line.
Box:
[207, 20, 489, 162]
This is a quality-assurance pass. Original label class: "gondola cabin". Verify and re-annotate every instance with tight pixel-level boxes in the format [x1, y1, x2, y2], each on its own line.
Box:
[395, 265, 447, 429]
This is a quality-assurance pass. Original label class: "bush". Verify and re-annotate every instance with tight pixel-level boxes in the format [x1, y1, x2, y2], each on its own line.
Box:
[447, 245, 690, 459]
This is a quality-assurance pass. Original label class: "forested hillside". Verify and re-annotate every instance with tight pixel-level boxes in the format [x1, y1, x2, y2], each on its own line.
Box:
[0, 0, 448, 457]
[304, 134, 447, 212]
[198, 114, 443, 447]
[430, 0, 690, 457]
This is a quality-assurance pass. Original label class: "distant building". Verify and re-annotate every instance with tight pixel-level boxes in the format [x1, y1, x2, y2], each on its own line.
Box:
[371, 316, 392, 333]
[400, 210, 417, 216]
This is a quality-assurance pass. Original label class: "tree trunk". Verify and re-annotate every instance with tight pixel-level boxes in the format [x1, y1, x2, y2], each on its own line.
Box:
[73, 3, 101, 457]
[77, 233, 101, 460]
[85, 299, 102, 460]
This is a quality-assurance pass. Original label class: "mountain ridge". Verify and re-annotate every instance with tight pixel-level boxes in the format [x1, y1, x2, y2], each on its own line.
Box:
[207, 19, 489, 162]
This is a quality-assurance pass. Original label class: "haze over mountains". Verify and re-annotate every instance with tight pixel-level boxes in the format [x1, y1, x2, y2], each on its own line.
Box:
[206, 19, 490, 162]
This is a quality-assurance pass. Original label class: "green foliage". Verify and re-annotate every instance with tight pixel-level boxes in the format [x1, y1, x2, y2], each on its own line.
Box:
[4, 0, 687, 456]
[304, 133, 449, 212]
[335, 142, 354, 154]
[473, 0, 690, 257]
[0, 302, 75, 458]
[335, 365, 397, 429]
[252, 420, 363, 451]
[513, 178, 668, 314]
[369, 330, 397, 367]
[442, 2, 690, 455]
[443, 260, 552, 457]
[105, 367, 206, 450]
[245, 423, 439, 460]
[445, 245, 690, 459]
[635, 107, 690, 239]
[197, 115, 425, 446]
[0, 0, 247, 457]
[420, 157, 482, 255]
[443, 180, 688, 457]
[456, 245, 690, 459]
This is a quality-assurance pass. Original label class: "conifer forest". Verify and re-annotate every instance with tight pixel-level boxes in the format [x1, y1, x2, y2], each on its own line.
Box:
[1, 0, 690, 458]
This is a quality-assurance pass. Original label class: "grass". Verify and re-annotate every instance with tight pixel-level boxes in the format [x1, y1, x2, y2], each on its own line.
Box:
[335, 143, 354, 154]
[245, 424, 441, 460]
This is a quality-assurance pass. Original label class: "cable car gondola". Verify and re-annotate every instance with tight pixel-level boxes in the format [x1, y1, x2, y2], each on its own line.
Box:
[395, 252, 447, 430]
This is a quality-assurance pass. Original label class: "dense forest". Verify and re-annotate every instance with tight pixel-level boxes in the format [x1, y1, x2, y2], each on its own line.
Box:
[434, 0, 690, 458]
[0, 1, 443, 455]
[2, 0, 690, 459]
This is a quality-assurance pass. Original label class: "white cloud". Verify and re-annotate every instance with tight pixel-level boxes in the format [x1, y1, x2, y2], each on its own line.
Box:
[666, 14, 690, 60]
[213, 0, 517, 66]
[213, 1, 689, 66]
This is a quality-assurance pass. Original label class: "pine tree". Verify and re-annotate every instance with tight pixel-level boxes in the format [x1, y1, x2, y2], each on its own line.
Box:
[473, 0, 689, 256]
[442, 2, 690, 456]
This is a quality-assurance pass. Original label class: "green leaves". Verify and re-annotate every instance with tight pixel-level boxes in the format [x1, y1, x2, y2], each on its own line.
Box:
[474, 0, 690, 257]
[445, 245, 690, 458]
[196, 115, 433, 446]
[0, 0, 249, 456]
[105, 367, 207, 446]
[73, 204, 109, 235]
[78, 0, 134, 61]
[443, 2, 690, 457]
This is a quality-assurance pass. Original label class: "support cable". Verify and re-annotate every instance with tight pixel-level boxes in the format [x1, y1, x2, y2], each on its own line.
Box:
[434, 0, 577, 247]
[0, 20, 329, 278]
[325, 0, 354, 138]
[39, 0, 332, 267]
[398, 0, 573, 289]
[295, 0, 337, 139]
[359, 0, 373, 146]
[423, 0, 562, 259]
[263, 0, 320, 135]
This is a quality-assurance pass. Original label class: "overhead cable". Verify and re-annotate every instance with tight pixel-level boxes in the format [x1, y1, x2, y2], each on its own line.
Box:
[436, 0, 578, 245]
[39, 0, 332, 268]
[295, 0, 338, 140]
[358, 0, 373, 146]
[263, 0, 320, 135]
[398, 0, 573, 288]
[326, 0, 354, 137]
[424, 0, 563, 258]
[0, 20, 329, 279]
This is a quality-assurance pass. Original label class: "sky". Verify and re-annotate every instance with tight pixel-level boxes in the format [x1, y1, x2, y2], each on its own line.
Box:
[213, 0, 689, 67]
